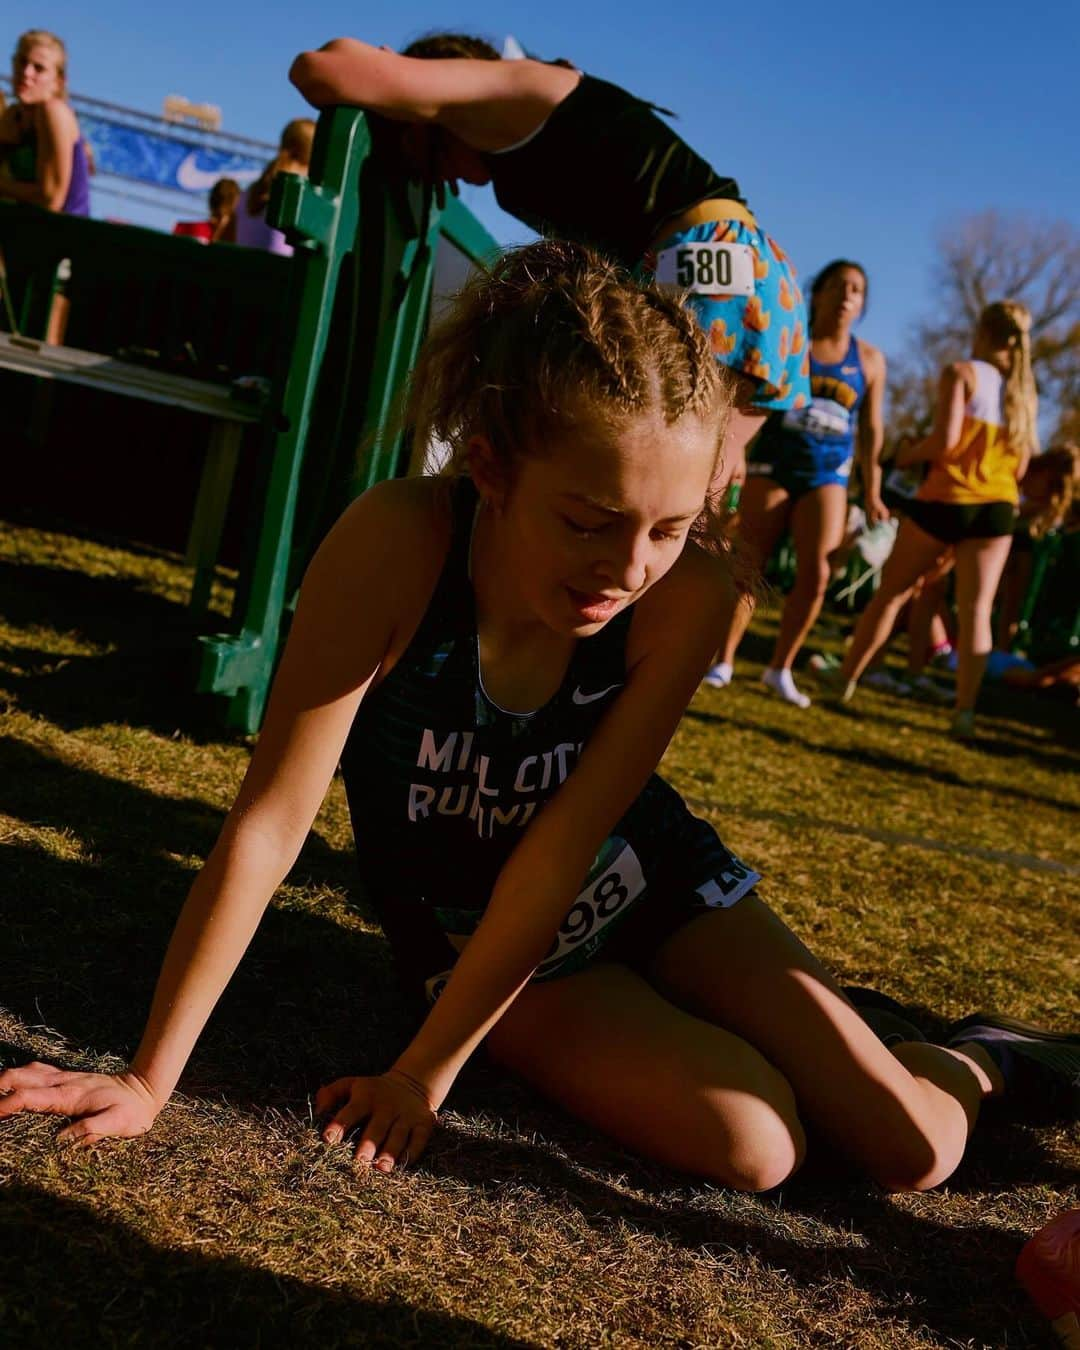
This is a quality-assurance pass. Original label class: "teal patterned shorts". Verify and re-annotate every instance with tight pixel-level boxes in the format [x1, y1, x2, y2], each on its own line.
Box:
[648, 218, 811, 413]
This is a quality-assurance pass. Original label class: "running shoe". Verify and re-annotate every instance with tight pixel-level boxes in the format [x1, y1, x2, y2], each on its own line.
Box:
[864, 669, 913, 696]
[946, 1013, 1080, 1119]
[1016, 1209, 1080, 1349]
[761, 666, 810, 708]
[906, 673, 952, 704]
[950, 709, 976, 739]
[815, 664, 857, 704]
[843, 985, 927, 1048]
[928, 642, 954, 670]
[702, 662, 733, 689]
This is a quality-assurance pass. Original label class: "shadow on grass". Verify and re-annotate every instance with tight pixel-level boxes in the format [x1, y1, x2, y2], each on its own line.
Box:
[0, 556, 232, 741]
[685, 706, 1079, 817]
[423, 1115, 1053, 1349]
[0, 746, 1064, 1349]
[0, 737, 406, 1102]
[0, 1183, 529, 1349]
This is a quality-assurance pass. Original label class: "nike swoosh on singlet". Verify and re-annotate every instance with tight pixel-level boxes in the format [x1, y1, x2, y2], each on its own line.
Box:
[841, 366, 859, 375]
[572, 682, 623, 705]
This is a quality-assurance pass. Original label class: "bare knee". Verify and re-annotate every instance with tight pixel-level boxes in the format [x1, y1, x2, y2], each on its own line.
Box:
[863, 1121, 967, 1193]
[698, 1080, 807, 1193]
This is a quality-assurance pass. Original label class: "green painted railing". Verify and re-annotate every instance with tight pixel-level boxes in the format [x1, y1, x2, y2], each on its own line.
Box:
[196, 107, 500, 732]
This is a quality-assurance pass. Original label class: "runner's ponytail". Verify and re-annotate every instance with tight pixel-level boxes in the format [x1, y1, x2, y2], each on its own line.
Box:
[979, 301, 1039, 455]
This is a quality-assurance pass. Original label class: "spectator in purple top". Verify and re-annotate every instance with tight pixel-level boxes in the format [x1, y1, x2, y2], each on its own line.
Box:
[0, 30, 90, 216]
[232, 119, 315, 256]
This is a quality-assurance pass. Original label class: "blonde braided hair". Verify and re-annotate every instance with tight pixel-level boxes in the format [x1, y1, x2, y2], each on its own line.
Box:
[978, 300, 1039, 456]
[404, 239, 729, 478]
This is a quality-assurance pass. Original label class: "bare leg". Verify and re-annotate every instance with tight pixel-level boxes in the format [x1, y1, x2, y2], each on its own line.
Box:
[994, 546, 1033, 650]
[905, 554, 953, 676]
[952, 534, 1014, 712]
[769, 483, 850, 671]
[840, 517, 949, 686]
[650, 898, 991, 1191]
[486, 963, 805, 1191]
[712, 476, 792, 669]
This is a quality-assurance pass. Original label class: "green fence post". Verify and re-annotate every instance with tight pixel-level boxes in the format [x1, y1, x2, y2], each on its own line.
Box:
[196, 108, 372, 733]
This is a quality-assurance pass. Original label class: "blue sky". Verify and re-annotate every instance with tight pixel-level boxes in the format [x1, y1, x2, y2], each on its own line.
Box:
[8, 0, 1079, 363]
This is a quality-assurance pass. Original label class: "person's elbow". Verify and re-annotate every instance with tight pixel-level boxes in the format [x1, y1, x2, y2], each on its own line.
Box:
[290, 50, 336, 104]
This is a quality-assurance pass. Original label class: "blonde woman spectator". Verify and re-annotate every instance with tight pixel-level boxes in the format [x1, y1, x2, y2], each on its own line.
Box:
[0, 30, 90, 215]
[233, 119, 315, 256]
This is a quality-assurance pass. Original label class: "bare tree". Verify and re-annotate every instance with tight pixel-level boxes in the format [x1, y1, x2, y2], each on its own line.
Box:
[887, 211, 1080, 445]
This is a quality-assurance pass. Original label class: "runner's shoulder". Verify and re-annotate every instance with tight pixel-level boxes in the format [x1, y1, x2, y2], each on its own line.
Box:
[856, 336, 885, 375]
[306, 475, 453, 604]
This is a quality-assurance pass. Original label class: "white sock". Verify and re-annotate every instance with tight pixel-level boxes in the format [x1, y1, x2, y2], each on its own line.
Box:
[703, 661, 733, 688]
[762, 666, 811, 708]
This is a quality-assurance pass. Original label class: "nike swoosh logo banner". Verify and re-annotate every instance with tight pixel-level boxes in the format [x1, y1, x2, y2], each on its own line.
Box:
[78, 112, 263, 194]
[572, 683, 623, 705]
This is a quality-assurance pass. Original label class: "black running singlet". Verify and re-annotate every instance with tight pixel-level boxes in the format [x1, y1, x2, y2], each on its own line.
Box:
[484, 74, 742, 268]
[340, 478, 761, 996]
[341, 478, 628, 893]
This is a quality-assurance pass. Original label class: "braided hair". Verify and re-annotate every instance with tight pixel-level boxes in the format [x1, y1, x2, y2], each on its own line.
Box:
[405, 239, 727, 475]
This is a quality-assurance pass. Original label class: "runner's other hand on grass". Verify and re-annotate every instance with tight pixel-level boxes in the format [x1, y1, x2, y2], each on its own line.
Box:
[317, 1068, 437, 1172]
[0, 1062, 161, 1145]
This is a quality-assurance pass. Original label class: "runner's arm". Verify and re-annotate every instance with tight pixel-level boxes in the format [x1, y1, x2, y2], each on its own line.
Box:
[0, 483, 442, 1132]
[857, 344, 887, 521]
[894, 363, 969, 466]
[388, 547, 731, 1108]
[288, 39, 575, 148]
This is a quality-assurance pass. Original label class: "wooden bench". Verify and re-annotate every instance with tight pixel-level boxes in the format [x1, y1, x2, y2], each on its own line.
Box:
[0, 205, 292, 617]
[2, 108, 500, 732]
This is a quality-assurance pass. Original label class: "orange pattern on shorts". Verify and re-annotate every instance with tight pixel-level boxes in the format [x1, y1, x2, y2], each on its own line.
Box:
[710, 318, 737, 355]
[768, 236, 791, 265]
[744, 295, 771, 331]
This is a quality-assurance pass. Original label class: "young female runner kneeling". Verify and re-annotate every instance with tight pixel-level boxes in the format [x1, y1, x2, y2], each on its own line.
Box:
[1, 246, 1075, 1186]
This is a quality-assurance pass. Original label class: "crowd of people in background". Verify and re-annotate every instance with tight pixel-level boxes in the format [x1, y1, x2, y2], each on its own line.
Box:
[1, 23, 1076, 731]
[1, 25, 1077, 1341]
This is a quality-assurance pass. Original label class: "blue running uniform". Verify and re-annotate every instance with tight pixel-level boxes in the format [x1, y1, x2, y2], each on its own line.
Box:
[748, 336, 867, 498]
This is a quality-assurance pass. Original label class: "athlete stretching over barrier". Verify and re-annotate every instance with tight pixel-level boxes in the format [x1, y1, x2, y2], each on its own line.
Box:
[1, 246, 1075, 1183]
[289, 32, 811, 490]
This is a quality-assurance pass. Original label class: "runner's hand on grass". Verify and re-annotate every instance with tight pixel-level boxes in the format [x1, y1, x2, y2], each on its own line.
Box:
[0, 1062, 162, 1145]
[317, 1068, 437, 1172]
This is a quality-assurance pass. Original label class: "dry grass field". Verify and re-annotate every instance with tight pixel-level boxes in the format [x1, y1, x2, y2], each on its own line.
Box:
[1, 514, 1077, 1348]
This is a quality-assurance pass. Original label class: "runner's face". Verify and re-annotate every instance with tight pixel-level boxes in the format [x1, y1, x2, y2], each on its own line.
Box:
[480, 407, 718, 635]
[398, 126, 491, 188]
[817, 267, 865, 327]
[13, 44, 63, 104]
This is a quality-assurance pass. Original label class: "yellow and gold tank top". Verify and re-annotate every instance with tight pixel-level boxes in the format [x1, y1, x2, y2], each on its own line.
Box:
[918, 360, 1020, 505]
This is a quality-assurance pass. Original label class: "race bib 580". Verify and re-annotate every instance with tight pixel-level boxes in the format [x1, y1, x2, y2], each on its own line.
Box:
[656, 241, 756, 297]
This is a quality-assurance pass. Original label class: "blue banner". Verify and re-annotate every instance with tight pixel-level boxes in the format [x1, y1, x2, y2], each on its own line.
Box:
[81, 114, 265, 195]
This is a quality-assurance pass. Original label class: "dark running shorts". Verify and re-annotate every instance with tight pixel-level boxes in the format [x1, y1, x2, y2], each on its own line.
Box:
[367, 781, 761, 1015]
[904, 498, 1017, 544]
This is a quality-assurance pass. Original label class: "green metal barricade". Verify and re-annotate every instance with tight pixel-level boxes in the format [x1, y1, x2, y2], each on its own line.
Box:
[197, 107, 500, 733]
